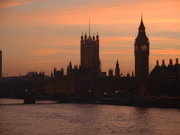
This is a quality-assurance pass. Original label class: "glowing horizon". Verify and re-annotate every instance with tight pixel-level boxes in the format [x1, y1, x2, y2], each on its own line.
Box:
[0, 0, 180, 76]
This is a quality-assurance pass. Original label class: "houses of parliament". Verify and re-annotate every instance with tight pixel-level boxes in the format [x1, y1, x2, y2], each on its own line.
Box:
[0, 17, 180, 99]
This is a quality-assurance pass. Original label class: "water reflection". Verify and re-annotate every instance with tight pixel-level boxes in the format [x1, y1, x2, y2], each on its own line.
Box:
[0, 99, 180, 135]
[0, 98, 57, 105]
[0, 98, 24, 104]
[132, 108, 154, 134]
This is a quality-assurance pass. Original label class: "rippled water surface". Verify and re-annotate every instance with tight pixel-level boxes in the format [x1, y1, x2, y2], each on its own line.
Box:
[0, 98, 180, 135]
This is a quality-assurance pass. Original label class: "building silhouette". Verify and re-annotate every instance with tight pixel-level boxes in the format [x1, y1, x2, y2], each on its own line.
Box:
[1, 17, 180, 101]
[80, 30, 101, 75]
[134, 16, 149, 81]
[108, 69, 113, 76]
[0, 50, 2, 78]
[149, 58, 180, 96]
[150, 58, 180, 81]
[115, 60, 120, 77]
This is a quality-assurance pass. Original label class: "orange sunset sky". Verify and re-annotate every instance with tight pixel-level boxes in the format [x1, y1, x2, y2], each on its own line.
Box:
[0, 0, 180, 76]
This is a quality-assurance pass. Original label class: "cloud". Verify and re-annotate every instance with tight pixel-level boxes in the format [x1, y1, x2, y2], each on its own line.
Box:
[1, 0, 179, 26]
[101, 50, 132, 55]
[151, 31, 180, 39]
[0, 0, 27, 9]
[101, 36, 134, 44]
[151, 49, 180, 55]
[28, 60, 61, 64]
[30, 49, 78, 56]
[151, 36, 180, 42]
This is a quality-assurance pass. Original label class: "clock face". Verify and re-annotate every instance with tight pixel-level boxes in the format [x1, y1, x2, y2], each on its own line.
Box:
[141, 45, 147, 51]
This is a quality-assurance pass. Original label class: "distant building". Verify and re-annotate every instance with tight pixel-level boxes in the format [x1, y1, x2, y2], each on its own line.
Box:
[53, 68, 64, 79]
[108, 69, 113, 76]
[67, 61, 72, 77]
[0, 50, 2, 78]
[150, 58, 180, 80]
[134, 16, 150, 81]
[80, 30, 101, 75]
[149, 58, 180, 96]
[115, 60, 120, 77]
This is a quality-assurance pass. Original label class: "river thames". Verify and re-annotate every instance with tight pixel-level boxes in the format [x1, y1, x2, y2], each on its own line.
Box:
[0, 98, 180, 135]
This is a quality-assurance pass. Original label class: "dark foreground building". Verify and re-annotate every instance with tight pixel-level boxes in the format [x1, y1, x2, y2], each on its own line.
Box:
[0, 50, 2, 78]
[149, 58, 180, 96]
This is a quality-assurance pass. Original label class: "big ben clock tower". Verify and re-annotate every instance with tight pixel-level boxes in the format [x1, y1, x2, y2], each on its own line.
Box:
[134, 16, 149, 81]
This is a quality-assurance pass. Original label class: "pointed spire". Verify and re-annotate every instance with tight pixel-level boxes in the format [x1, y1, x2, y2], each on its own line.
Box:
[81, 33, 83, 40]
[116, 60, 119, 67]
[139, 14, 145, 31]
[115, 60, 120, 77]
[69, 61, 72, 67]
[116, 60, 119, 64]
[141, 13, 143, 22]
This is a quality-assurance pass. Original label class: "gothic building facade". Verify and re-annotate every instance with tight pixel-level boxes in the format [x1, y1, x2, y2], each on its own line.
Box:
[80, 33, 101, 75]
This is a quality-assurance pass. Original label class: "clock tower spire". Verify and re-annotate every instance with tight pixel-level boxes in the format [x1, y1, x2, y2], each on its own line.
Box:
[134, 16, 150, 82]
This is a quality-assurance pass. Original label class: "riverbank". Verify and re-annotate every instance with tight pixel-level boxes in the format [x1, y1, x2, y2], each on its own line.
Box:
[99, 96, 180, 109]
[57, 95, 180, 109]
[1, 95, 180, 109]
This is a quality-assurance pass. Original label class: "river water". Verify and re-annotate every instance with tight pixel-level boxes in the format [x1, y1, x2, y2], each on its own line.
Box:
[0, 98, 180, 135]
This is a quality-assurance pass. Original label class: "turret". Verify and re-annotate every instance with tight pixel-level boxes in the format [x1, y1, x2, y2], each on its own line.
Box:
[175, 58, 179, 65]
[67, 61, 72, 76]
[96, 33, 99, 41]
[81, 33, 84, 40]
[127, 72, 130, 78]
[69, 61, 72, 69]
[54, 67, 57, 73]
[169, 59, 173, 66]
[81, 33, 84, 45]
[88, 35, 91, 40]
[161, 60, 166, 67]
[93, 33, 95, 40]
[156, 60, 160, 67]
[84, 32, 87, 40]
[109, 69, 113, 76]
